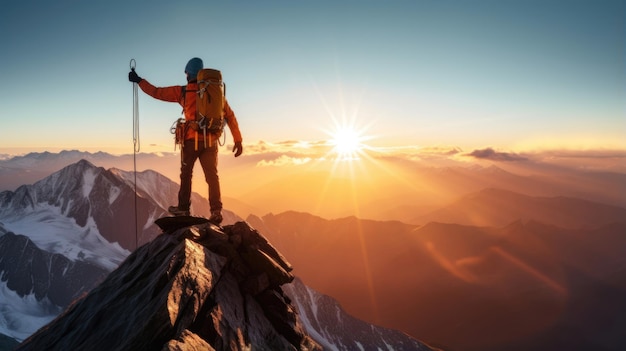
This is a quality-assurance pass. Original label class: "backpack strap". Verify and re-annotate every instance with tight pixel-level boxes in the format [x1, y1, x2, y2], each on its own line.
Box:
[180, 85, 198, 115]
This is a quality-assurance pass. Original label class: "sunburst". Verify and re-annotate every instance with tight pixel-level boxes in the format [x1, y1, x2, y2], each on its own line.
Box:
[325, 121, 373, 161]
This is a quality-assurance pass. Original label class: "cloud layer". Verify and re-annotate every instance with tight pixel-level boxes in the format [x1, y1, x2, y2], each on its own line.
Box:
[235, 140, 626, 173]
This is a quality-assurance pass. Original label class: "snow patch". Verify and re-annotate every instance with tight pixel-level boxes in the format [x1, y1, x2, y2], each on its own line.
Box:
[82, 168, 96, 198]
[144, 209, 159, 230]
[287, 283, 339, 351]
[0, 280, 62, 342]
[108, 186, 121, 205]
[1, 203, 128, 271]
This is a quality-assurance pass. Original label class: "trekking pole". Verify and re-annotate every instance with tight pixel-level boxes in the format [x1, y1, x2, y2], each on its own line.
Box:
[130, 58, 139, 250]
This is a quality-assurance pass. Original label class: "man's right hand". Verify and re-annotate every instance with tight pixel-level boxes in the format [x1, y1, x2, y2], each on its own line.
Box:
[232, 142, 243, 157]
[128, 69, 142, 83]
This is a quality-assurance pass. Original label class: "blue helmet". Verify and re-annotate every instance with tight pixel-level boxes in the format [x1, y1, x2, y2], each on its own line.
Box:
[184, 57, 203, 80]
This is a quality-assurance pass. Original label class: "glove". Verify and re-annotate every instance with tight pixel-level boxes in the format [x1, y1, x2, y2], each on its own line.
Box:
[128, 69, 142, 83]
[232, 142, 243, 157]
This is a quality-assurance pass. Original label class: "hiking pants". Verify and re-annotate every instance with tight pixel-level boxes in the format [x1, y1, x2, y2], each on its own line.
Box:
[178, 139, 221, 212]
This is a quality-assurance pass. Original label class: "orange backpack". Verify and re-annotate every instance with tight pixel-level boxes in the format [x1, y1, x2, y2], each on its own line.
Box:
[172, 68, 226, 149]
[195, 68, 225, 134]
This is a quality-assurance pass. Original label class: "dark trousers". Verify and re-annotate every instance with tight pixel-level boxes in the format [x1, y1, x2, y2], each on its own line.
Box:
[178, 139, 221, 212]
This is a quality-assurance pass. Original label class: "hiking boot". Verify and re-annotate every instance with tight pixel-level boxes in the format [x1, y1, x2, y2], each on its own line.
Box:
[168, 206, 190, 217]
[209, 211, 223, 225]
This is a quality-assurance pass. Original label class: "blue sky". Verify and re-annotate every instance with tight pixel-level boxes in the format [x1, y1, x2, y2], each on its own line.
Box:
[1, 0, 624, 155]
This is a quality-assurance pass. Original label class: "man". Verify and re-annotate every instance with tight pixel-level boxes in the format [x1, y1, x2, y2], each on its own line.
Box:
[128, 57, 243, 224]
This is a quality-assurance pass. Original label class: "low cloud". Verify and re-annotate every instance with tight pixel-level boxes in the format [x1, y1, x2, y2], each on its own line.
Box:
[239, 141, 624, 170]
[467, 147, 527, 161]
[256, 154, 312, 167]
[243, 140, 469, 166]
[418, 146, 463, 156]
[243, 140, 329, 156]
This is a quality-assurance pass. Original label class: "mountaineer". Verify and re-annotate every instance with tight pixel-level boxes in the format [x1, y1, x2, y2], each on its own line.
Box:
[128, 57, 243, 225]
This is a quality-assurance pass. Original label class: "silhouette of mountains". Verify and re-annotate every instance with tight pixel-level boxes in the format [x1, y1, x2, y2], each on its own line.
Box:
[237, 159, 626, 222]
[249, 211, 626, 351]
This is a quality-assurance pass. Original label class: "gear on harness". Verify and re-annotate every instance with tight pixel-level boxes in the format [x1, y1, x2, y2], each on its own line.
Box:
[169, 118, 226, 149]
[170, 118, 186, 150]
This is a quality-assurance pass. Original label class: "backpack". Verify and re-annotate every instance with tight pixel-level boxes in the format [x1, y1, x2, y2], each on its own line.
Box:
[173, 68, 226, 149]
[195, 68, 225, 133]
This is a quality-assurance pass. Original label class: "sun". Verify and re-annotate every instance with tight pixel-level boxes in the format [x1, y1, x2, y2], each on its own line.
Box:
[326, 124, 371, 160]
[330, 127, 362, 155]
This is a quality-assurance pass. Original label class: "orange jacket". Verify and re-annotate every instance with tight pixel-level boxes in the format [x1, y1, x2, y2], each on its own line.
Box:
[138, 79, 243, 143]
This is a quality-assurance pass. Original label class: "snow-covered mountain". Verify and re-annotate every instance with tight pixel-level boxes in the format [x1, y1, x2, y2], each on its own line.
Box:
[0, 159, 231, 346]
[0, 159, 218, 257]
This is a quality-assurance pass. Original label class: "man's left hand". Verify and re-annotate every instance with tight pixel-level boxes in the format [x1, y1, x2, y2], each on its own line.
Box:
[232, 142, 243, 157]
[128, 69, 142, 83]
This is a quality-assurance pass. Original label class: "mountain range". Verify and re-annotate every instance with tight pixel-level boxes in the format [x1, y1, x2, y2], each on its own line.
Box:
[3, 149, 625, 223]
[0, 157, 431, 350]
[1, 151, 625, 350]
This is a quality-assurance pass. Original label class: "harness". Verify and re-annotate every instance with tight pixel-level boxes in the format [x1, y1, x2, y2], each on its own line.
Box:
[171, 85, 226, 151]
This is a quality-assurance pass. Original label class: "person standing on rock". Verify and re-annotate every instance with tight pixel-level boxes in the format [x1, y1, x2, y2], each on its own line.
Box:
[128, 57, 243, 224]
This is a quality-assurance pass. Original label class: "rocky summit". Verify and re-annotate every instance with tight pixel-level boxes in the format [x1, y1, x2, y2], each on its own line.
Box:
[16, 220, 320, 351]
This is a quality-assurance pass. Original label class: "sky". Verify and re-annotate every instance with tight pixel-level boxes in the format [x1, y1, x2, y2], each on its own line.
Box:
[0, 0, 624, 156]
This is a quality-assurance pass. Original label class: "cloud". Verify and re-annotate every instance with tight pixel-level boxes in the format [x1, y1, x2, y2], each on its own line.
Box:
[417, 146, 463, 156]
[466, 147, 527, 161]
[371, 145, 460, 155]
[237, 141, 625, 172]
[242, 140, 471, 167]
[238, 140, 624, 170]
[256, 154, 312, 167]
[242, 140, 329, 156]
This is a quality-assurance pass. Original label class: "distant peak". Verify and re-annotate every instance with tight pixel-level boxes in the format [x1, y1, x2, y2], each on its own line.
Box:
[75, 159, 95, 167]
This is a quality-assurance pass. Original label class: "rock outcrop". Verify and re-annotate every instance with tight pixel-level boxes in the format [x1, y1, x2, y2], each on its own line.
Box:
[16, 220, 320, 351]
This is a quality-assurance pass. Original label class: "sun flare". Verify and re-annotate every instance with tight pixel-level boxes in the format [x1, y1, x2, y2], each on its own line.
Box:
[326, 123, 373, 160]
[330, 127, 363, 156]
